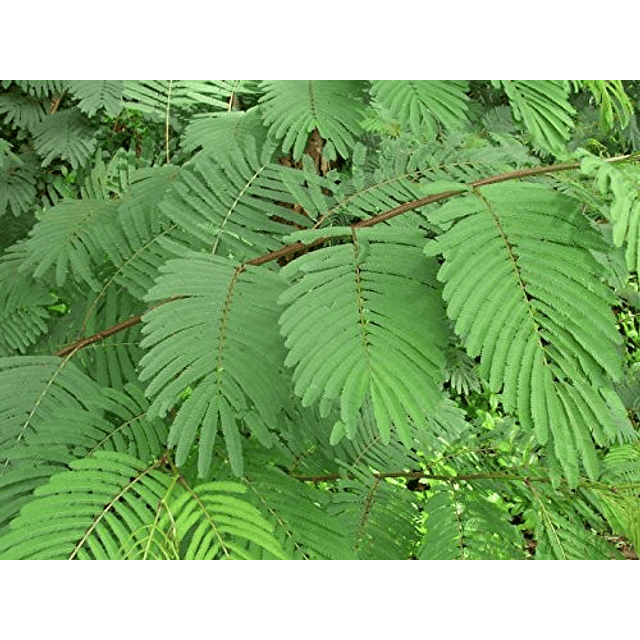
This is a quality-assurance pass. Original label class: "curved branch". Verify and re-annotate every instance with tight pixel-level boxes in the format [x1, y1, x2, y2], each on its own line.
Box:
[52, 153, 640, 357]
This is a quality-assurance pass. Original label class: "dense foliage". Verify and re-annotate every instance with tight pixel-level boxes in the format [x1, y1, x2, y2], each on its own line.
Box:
[1, 79, 640, 559]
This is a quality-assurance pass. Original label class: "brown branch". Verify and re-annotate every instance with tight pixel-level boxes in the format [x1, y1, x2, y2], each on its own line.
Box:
[54, 314, 142, 357]
[292, 469, 548, 484]
[50, 90, 66, 115]
[51, 152, 640, 358]
[53, 297, 183, 358]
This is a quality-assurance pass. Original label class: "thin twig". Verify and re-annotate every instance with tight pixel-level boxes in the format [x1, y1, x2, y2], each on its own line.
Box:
[51, 152, 640, 357]
[291, 469, 549, 484]
[53, 297, 183, 357]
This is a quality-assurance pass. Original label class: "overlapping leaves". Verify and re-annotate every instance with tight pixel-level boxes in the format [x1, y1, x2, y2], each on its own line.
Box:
[496, 80, 575, 155]
[369, 80, 470, 138]
[580, 152, 640, 276]
[0, 451, 286, 559]
[139, 252, 289, 477]
[159, 135, 319, 261]
[259, 80, 366, 161]
[425, 182, 633, 485]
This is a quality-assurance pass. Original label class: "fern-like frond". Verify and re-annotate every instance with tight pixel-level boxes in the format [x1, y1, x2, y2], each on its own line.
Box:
[330, 132, 537, 229]
[159, 136, 317, 260]
[0, 355, 102, 530]
[279, 226, 448, 447]
[32, 109, 97, 170]
[419, 483, 523, 559]
[77, 287, 144, 390]
[140, 252, 289, 476]
[14, 382, 167, 464]
[0, 146, 38, 218]
[579, 152, 640, 276]
[259, 80, 366, 161]
[0, 244, 55, 355]
[182, 108, 257, 154]
[328, 466, 420, 559]
[369, 80, 470, 138]
[20, 198, 118, 290]
[418, 395, 477, 451]
[237, 450, 355, 559]
[95, 164, 182, 299]
[0, 451, 287, 559]
[496, 80, 575, 155]
[123, 81, 241, 123]
[589, 442, 640, 552]
[524, 483, 622, 559]
[579, 80, 635, 131]
[13, 80, 68, 99]
[155, 476, 288, 560]
[68, 80, 124, 118]
[0, 355, 103, 455]
[0, 379, 167, 531]
[328, 396, 424, 470]
[0, 89, 47, 132]
[19, 151, 161, 297]
[425, 182, 632, 485]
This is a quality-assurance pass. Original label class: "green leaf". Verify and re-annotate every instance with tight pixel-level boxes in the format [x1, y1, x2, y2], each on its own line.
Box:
[140, 253, 289, 477]
[279, 226, 448, 446]
[426, 182, 632, 484]
[259, 80, 367, 160]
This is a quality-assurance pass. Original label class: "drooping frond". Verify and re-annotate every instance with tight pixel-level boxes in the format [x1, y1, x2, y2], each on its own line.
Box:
[139, 252, 289, 476]
[13, 80, 68, 99]
[399, 131, 540, 180]
[425, 182, 633, 485]
[369, 80, 470, 138]
[328, 466, 420, 559]
[240, 449, 356, 559]
[79, 147, 146, 201]
[0, 380, 167, 532]
[17, 154, 169, 298]
[158, 136, 319, 260]
[579, 152, 640, 276]
[0, 145, 38, 218]
[591, 442, 640, 553]
[15, 382, 167, 464]
[419, 483, 523, 559]
[123, 80, 242, 123]
[328, 396, 424, 471]
[278, 226, 448, 447]
[31, 109, 97, 169]
[328, 132, 537, 230]
[523, 482, 622, 559]
[0, 88, 47, 132]
[496, 80, 575, 155]
[97, 164, 182, 299]
[0, 243, 55, 355]
[68, 80, 124, 118]
[0, 451, 287, 559]
[320, 143, 426, 224]
[0, 355, 103, 455]
[579, 80, 635, 130]
[180, 106, 267, 155]
[154, 477, 288, 560]
[259, 80, 367, 161]
[20, 198, 118, 290]
[418, 394, 478, 451]
[0, 355, 103, 530]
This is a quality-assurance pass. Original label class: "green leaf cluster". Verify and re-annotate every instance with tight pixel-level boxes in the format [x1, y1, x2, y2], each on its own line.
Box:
[1, 80, 640, 560]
